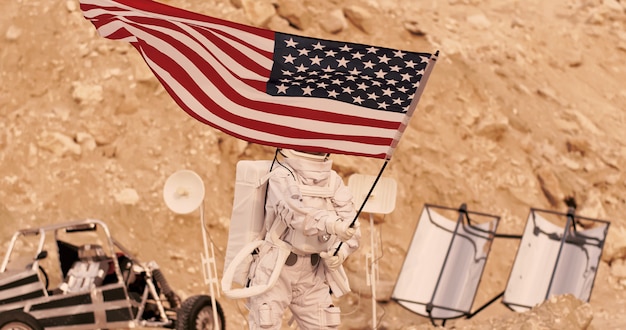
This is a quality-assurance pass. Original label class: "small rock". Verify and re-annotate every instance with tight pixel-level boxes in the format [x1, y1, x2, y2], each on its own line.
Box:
[276, 0, 311, 30]
[320, 9, 348, 34]
[241, 0, 276, 27]
[466, 13, 491, 30]
[536, 166, 564, 207]
[610, 259, 626, 279]
[37, 131, 82, 157]
[66, 0, 77, 12]
[71, 82, 104, 106]
[76, 132, 97, 151]
[114, 188, 140, 205]
[403, 20, 426, 36]
[5, 25, 22, 41]
[344, 6, 375, 34]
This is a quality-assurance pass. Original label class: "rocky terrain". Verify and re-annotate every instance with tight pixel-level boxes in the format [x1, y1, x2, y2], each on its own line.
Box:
[1, 0, 626, 329]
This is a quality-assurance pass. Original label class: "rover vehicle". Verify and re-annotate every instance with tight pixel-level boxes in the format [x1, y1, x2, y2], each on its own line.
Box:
[0, 218, 225, 330]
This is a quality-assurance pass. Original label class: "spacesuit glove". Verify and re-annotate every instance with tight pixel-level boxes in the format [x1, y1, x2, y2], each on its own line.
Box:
[325, 218, 356, 242]
[320, 251, 345, 271]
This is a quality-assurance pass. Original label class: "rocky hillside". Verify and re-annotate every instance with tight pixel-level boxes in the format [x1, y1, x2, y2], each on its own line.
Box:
[1, 0, 626, 329]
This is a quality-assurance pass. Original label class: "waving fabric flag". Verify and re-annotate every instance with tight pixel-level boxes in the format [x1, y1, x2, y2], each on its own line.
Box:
[80, 0, 437, 159]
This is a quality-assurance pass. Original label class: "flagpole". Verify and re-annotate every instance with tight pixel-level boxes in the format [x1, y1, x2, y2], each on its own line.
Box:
[333, 160, 387, 257]
[333, 51, 438, 256]
[350, 161, 388, 228]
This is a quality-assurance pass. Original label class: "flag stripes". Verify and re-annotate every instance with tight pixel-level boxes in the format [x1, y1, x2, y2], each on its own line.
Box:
[80, 0, 435, 159]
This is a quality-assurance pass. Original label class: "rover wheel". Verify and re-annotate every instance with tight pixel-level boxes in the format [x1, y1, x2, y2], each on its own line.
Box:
[0, 312, 43, 330]
[176, 295, 225, 330]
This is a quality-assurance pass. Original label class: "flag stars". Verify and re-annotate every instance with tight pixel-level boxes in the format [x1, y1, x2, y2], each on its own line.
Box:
[377, 54, 391, 64]
[352, 52, 364, 60]
[283, 54, 296, 64]
[285, 38, 298, 48]
[276, 84, 289, 93]
[374, 69, 387, 79]
[317, 81, 329, 89]
[301, 85, 314, 95]
[393, 50, 406, 58]
[325, 49, 337, 57]
[367, 92, 379, 100]
[295, 63, 309, 72]
[377, 101, 389, 109]
[270, 34, 432, 113]
[363, 60, 375, 69]
[310, 55, 323, 66]
[339, 44, 352, 52]
[385, 79, 398, 86]
[336, 57, 349, 67]
[312, 42, 325, 50]
[348, 67, 361, 75]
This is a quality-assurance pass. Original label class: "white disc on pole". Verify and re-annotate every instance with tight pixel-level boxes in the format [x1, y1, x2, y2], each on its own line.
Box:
[163, 170, 205, 214]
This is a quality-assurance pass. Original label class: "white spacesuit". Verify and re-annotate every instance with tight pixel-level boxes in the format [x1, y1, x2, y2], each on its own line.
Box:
[247, 149, 361, 329]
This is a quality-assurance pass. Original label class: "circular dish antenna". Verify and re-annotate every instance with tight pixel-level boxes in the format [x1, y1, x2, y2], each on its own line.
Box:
[163, 170, 205, 214]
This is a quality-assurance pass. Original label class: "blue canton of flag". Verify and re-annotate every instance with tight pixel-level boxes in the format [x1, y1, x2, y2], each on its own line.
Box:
[268, 33, 431, 114]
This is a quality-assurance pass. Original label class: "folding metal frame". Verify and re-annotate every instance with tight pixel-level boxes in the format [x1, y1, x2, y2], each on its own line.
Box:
[502, 208, 610, 312]
[391, 204, 611, 326]
[391, 204, 500, 325]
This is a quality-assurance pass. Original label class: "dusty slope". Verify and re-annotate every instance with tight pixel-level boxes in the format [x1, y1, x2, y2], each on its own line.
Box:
[1, 0, 626, 329]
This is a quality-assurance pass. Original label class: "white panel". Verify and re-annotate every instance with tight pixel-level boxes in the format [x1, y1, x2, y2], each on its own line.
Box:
[548, 225, 607, 301]
[392, 208, 497, 319]
[503, 213, 608, 312]
[348, 174, 397, 215]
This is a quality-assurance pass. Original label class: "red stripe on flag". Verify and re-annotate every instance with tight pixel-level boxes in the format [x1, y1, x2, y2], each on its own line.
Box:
[138, 41, 394, 147]
[123, 19, 402, 130]
[109, 0, 275, 39]
[129, 16, 272, 82]
[80, 0, 435, 159]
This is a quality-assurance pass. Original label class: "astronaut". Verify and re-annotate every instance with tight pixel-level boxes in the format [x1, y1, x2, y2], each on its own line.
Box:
[247, 148, 361, 329]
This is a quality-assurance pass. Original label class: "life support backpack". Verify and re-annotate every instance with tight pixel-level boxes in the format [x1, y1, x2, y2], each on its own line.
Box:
[221, 159, 347, 299]
[222, 160, 277, 287]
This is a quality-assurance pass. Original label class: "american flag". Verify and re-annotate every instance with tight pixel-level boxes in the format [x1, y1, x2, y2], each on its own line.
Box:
[80, 0, 437, 159]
